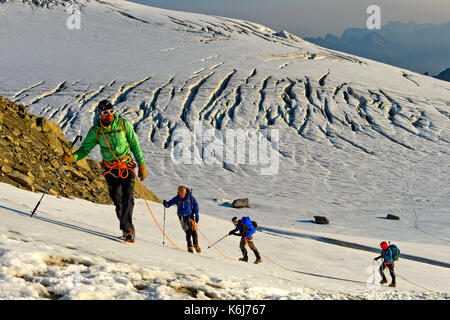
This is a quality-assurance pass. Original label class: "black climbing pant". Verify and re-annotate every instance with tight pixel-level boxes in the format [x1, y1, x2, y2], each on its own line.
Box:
[181, 219, 198, 248]
[379, 262, 396, 284]
[240, 236, 261, 260]
[104, 169, 135, 233]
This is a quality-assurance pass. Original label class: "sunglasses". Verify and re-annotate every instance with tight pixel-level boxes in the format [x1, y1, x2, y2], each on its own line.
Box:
[100, 109, 114, 115]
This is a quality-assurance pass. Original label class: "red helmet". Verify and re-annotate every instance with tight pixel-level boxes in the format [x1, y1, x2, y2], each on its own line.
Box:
[380, 241, 389, 250]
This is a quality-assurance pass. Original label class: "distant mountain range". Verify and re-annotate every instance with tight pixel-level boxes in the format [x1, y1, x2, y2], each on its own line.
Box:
[435, 68, 450, 82]
[304, 21, 450, 78]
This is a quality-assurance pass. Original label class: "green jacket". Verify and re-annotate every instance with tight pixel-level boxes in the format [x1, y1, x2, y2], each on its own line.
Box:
[73, 115, 145, 166]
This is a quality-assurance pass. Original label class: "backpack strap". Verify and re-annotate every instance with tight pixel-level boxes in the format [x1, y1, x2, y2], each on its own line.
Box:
[177, 193, 195, 217]
[118, 117, 126, 134]
[94, 117, 129, 149]
[118, 117, 130, 150]
[94, 120, 101, 144]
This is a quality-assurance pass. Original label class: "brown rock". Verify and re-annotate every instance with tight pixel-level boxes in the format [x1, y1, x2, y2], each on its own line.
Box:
[12, 164, 29, 175]
[7, 171, 34, 188]
[36, 164, 46, 178]
[4, 135, 19, 146]
[12, 127, 20, 136]
[313, 216, 330, 224]
[93, 177, 106, 188]
[1, 164, 13, 174]
[75, 158, 91, 172]
[36, 117, 62, 135]
[48, 188, 59, 196]
[232, 198, 250, 208]
[22, 135, 32, 143]
[66, 167, 88, 181]
[50, 159, 60, 168]
[17, 105, 28, 119]
[386, 214, 400, 220]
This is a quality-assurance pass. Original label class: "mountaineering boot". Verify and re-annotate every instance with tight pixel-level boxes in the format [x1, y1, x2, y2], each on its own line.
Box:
[254, 258, 262, 264]
[389, 283, 396, 288]
[194, 245, 201, 253]
[188, 246, 194, 253]
[239, 250, 248, 262]
[380, 279, 388, 285]
[125, 230, 135, 243]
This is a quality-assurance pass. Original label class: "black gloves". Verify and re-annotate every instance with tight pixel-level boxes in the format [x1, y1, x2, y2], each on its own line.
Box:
[195, 218, 199, 224]
[163, 200, 167, 207]
[228, 230, 235, 235]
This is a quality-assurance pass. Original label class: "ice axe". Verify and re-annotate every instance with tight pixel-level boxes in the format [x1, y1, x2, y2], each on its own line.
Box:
[30, 135, 82, 218]
[207, 234, 229, 249]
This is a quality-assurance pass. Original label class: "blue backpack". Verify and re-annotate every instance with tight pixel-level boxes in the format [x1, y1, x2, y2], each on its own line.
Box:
[241, 216, 252, 227]
[241, 217, 257, 236]
[389, 244, 400, 261]
[242, 216, 257, 228]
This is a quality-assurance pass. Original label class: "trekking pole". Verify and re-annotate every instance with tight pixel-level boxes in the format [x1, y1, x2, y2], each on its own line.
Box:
[207, 234, 229, 249]
[162, 206, 166, 246]
[30, 135, 82, 218]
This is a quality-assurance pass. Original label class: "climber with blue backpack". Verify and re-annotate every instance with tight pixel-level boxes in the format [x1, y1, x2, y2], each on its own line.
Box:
[229, 216, 262, 264]
[374, 241, 400, 287]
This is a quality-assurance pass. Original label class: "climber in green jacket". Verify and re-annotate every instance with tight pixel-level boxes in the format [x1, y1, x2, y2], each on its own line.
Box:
[61, 100, 147, 243]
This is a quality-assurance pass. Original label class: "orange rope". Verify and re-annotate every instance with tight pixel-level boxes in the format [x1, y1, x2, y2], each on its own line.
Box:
[244, 237, 296, 272]
[102, 157, 134, 179]
[195, 224, 241, 262]
[135, 178, 187, 252]
[190, 218, 197, 232]
[374, 259, 436, 292]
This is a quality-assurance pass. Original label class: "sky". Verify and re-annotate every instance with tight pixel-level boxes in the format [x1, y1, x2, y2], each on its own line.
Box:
[129, 0, 450, 38]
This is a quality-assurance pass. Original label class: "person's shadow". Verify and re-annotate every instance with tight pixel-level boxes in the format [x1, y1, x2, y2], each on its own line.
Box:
[0, 204, 123, 243]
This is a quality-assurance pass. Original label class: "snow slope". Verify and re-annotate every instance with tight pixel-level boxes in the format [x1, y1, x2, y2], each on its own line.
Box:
[0, 183, 448, 299]
[0, 0, 449, 299]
